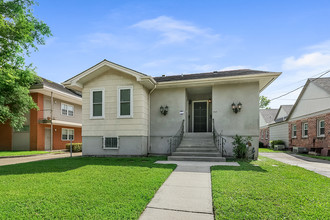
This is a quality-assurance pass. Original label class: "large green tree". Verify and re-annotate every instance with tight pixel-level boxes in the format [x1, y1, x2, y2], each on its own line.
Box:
[259, 95, 271, 109]
[0, 0, 51, 130]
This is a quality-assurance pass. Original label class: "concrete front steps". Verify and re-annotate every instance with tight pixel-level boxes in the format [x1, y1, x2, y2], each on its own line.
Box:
[168, 132, 226, 162]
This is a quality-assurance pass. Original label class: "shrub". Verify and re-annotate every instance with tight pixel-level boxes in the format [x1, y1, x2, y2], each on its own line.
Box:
[65, 143, 82, 152]
[259, 141, 265, 148]
[270, 140, 285, 149]
[232, 135, 252, 159]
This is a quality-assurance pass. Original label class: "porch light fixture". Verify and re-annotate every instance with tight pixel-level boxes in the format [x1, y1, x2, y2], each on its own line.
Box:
[231, 102, 242, 113]
[160, 105, 168, 115]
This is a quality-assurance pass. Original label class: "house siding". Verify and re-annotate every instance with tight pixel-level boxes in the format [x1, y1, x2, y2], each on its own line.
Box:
[269, 122, 289, 147]
[81, 70, 149, 156]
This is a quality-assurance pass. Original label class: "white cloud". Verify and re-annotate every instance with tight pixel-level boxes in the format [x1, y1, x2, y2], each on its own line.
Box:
[132, 16, 220, 44]
[282, 52, 330, 70]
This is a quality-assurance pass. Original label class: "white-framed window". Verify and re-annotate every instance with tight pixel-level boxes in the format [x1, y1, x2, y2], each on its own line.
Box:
[103, 137, 119, 149]
[117, 86, 133, 118]
[292, 124, 297, 138]
[90, 89, 105, 119]
[261, 130, 264, 140]
[265, 130, 268, 139]
[318, 120, 325, 137]
[61, 103, 74, 116]
[302, 122, 308, 138]
[62, 128, 74, 141]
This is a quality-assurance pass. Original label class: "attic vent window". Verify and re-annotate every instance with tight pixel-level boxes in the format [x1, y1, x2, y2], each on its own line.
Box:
[103, 137, 119, 149]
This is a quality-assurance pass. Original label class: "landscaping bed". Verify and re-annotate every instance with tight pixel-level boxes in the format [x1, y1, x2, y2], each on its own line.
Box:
[0, 157, 175, 219]
[211, 156, 330, 219]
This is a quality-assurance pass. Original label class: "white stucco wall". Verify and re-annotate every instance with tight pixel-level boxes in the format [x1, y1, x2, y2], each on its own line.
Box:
[269, 122, 289, 146]
[212, 82, 259, 158]
[290, 82, 330, 120]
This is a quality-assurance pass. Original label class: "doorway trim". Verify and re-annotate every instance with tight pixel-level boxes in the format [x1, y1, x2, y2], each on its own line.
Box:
[192, 100, 209, 132]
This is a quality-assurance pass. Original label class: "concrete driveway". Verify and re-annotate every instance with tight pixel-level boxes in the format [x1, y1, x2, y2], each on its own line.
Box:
[260, 153, 330, 178]
[0, 152, 82, 166]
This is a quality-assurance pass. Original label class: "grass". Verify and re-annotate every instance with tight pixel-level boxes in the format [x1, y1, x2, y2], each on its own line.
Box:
[0, 156, 175, 219]
[298, 154, 330, 161]
[211, 156, 330, 219]
[258, 148, 289, 153]
[0, 151, 52, 157]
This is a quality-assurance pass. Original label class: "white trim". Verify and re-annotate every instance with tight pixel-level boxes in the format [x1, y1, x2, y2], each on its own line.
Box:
[90, 88, 105, 119]
[302, 122, 308, 138]
[289, 108, 330, 121]
[61, 102, 74, 117]
[117, 86, 133, 118]
[317, 120, 325, 137]
[61, 128, 75, 141]
[192, 100, 208, 132]
[292, 124, 297, 138]
[103, 136, 120, 149]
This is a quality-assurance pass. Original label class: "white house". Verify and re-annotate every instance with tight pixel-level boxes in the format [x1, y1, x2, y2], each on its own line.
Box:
[63, 59, 280, 159]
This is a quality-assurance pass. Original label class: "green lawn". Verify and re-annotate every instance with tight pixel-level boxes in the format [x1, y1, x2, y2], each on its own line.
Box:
[258, 148, 289, 153]
[0, 151, 51, 157]
[211, 156, 330, 219]
[0, 157, 175, 219]
[298, 154, 330, 161]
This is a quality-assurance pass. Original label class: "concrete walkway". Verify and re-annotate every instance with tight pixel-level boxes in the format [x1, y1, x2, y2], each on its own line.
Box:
[0, 152, 82, 166]
[260, 153, 330, 178]
[139, 161, 239, 220]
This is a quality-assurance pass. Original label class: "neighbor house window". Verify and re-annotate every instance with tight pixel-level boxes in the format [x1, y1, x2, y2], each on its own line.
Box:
[265, 130, 268, 139]
[62, 128, 74, 141]
[61, 103, 74, 116]
[292, 124, 297, 138]
[318, 120, 325, 137]
[302, 122, 308, 138]
[90, 89, 104, 119]
[261, 130, 264, 139]
[103, 137, 119, 149]
[118, 86, 133, 118]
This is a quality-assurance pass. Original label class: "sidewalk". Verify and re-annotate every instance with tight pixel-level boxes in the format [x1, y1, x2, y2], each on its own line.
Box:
[139, 161, 239, 220]
[0, 152, 82, 166]
[260, 153, 330, 177]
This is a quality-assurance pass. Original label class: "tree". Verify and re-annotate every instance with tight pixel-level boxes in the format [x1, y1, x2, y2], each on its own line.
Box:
[0, 0, 51, 130]
[259, 95, 271, 109]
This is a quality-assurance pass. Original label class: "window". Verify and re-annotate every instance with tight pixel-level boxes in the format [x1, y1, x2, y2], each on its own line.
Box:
[118, 86, 133, 118]
[265, 130, 268, 139]
[261, 130, 264, 139]
[318, 120, 325, 137]
[292, 124, 297, 138]
[103, 137, 119, 149]
[302, 122, 308, 138]
[61, 103, 74, 116]
[62, 128, 74, 141]
[90, 89, 104, 119]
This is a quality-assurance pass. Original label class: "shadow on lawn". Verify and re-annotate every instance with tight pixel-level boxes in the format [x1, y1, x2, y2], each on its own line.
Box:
[0, 156, 176, 176]
[211, 161, 267, 173]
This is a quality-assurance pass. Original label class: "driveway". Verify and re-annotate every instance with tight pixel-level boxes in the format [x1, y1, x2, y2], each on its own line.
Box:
[260, 153, 330, 178]
[0, 152, 82, 166]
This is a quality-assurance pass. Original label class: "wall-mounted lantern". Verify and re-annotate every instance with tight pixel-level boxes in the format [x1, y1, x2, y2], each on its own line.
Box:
[160, 105, 169, 115]
[231, 102, 242, 113]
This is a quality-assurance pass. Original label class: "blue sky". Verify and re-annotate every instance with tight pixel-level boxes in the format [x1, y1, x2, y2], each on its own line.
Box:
[26, 0, 330, 108]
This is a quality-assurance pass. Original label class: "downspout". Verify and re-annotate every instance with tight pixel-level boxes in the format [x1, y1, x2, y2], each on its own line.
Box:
[50, 92, 53, 151]
[148, 84, 157, 156]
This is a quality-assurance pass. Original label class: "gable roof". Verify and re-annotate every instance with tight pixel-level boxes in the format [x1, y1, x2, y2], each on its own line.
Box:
[273, 105, 293, 122]
[260, 109, 278, 124]
[154, 69, 279, 82]
[286, 77, 330, 121]
[32, 77, 81, 98]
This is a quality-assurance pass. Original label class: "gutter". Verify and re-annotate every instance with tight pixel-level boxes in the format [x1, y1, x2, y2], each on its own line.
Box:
[148, 84, 157, 155]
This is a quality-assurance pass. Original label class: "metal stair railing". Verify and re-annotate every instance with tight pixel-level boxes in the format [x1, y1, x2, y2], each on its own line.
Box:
[212, 119, 226, 157]
[169, 120, 185, 154]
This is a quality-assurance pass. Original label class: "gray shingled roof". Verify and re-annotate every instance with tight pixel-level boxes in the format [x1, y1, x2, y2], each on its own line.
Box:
[260, 109, 278, 124]
[310, 77, 330, 93]
[154, 69, 279, 82]
[32, 77, 81, 97]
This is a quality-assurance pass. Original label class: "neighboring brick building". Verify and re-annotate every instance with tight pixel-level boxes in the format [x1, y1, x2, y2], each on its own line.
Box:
[0, 78, 82, 151]
[287, 77, 330, 156]
[259, 109, 278, 147]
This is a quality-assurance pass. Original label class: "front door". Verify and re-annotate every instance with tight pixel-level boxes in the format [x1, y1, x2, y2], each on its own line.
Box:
[193, 101, 207, 132]
[45, 128, 51, 151]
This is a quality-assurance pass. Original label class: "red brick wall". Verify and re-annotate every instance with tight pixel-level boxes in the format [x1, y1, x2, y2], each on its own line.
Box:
[30, 93, 45, 151]
[289, 113, 330, 149]
[0, 122, 12, 150]
[259, 127, 270, 147]
[52, 125, 82, 150]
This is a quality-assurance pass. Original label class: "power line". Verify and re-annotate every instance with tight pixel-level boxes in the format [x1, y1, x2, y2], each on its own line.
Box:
[270, 69, 330, 101]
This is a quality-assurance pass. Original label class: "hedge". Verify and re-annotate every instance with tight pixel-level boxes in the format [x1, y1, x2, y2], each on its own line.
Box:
[65, 143, 82, 152]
